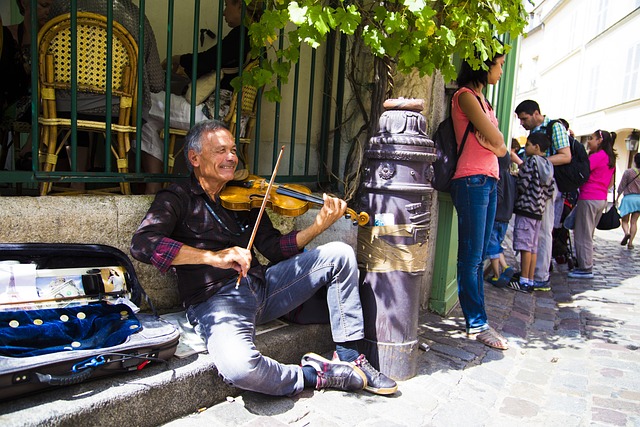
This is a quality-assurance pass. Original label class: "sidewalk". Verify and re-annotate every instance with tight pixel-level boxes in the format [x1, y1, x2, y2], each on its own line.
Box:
[163, 228, 640, 427]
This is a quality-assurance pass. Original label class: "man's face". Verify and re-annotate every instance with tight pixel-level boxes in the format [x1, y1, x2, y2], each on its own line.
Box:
[517, 111, 540, 131]
[190, 128, 238, 184]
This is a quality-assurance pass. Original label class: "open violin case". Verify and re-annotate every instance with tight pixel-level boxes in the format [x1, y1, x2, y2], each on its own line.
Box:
[0, 243, 180, 401]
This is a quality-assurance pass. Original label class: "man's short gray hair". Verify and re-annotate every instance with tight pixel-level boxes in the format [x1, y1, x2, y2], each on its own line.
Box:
[183, 119, 228, 171]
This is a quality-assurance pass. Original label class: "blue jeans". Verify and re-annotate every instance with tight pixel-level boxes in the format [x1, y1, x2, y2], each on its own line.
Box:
[487, 220, 509, 259]
[451, 175, 497, 334]
[186, 241, 363, 396]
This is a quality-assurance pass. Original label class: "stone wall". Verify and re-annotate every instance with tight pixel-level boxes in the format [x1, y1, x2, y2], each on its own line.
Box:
[0, 196, 360, 312]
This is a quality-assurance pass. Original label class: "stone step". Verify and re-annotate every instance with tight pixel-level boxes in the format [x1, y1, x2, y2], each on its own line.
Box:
[0, 322, 332, 427]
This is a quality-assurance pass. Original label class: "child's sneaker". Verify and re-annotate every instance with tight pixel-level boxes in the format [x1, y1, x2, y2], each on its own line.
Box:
[502, 266, 515, 279]
[507, 277, 533, 293]
[487, 276, 508, 288]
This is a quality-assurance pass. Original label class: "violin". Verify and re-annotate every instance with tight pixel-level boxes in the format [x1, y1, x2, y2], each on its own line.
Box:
[219, 175, 369, 226]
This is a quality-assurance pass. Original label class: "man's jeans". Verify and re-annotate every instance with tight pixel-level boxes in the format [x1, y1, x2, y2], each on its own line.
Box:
[451, 175, 497, 334]
[186, 241, 364, 396]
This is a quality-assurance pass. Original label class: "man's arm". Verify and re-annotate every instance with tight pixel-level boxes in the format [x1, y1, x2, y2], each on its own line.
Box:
[172, 244, 252, 276]
[546, 122, 571, 166]
[294, 194, 347, 249]
[459, 91, 507, 157]
[548, 146, 571, 166]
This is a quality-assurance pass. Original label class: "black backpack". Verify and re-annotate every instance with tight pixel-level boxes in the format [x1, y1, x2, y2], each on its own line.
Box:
[545, 120, 590, 193]
[431, 93, 484, 192]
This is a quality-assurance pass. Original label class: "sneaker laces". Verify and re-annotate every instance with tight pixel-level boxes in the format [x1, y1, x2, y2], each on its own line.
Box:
[353, 355, 381, 381]
[316, 370, 347, 390]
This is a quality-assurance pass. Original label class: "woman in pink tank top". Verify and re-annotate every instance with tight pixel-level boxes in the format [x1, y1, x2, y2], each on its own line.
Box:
[449, 48, 509, 351]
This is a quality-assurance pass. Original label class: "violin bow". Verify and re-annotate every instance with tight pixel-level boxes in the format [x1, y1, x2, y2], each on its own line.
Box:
[236, 145, 286, 289]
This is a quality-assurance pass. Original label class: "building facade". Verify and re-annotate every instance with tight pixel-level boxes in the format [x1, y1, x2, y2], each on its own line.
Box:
[514, 0, 640, 171]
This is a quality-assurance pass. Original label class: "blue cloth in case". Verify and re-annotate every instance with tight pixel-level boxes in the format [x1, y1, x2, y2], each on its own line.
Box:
[0, 302, 141, 357]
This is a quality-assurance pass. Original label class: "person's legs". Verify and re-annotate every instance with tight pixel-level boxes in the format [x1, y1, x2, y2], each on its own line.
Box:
[534, 186, 558, 283]
[489, 258, 501, 279]
[553, 190, 565, 228]
[261, 242, 398, 393]
[621, 213, 631, 245]
[629, 212, 640, 248]
[451, 175, 496, 334]
[573, 199, 604, 271]
[520, 250, 533, 280]
[261, 241, 363, 342]
[487, 221, 508, 279]
[186, 277, 304, 396]
[141, 152, 164, 194]
[261, 242, 397, 394]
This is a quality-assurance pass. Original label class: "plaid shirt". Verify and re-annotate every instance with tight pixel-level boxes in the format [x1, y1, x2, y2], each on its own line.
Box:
[131, 175, 301, 307]
[531, 116, 570, 156]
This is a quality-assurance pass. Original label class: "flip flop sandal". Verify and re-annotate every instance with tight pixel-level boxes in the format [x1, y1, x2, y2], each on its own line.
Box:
[621, 234, 630, 246]
[475, 328, 509, 350]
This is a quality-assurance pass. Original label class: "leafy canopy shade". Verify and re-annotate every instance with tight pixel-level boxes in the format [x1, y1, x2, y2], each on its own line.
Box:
[240, 0, 531, 101]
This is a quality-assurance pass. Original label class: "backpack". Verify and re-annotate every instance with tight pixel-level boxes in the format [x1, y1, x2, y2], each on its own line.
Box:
[431, 92, 484, 192]
[545, 120, 590, 193]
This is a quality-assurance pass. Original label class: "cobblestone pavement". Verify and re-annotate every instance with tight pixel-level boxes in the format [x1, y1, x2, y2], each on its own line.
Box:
[163, 229, 640, 427]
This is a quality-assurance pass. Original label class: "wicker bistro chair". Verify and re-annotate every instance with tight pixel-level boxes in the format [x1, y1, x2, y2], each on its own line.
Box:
[162, 59, 260, 177]
[224, 59, 259, 170]
[37, 12, 138, 195]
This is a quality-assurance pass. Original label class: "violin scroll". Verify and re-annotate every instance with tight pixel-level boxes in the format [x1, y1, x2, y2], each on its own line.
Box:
[345, 208, 369, 227]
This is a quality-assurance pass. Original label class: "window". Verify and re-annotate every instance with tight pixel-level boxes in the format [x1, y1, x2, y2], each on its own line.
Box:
[584, 65, 601, 112]
[595, 0, 609, 34]
[623, 43, 640, 101]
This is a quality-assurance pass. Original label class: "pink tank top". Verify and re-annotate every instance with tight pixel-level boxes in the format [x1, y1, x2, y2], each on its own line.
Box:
[451, 87, 499, 180]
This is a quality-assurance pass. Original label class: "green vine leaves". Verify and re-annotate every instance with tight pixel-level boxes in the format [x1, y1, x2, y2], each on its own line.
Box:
[238, 0, 532, 102]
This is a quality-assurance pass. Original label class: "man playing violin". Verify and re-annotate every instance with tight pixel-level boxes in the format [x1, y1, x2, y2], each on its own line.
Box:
[131, 120, 397, 396]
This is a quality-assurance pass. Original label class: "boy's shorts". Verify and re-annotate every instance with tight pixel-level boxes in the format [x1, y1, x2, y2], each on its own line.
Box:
[513, 215, 542, 253]
[487, 220, 509, 259]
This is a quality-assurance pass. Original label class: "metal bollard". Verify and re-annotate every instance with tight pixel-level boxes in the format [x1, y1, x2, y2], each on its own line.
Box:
[356, 98, 436, 380]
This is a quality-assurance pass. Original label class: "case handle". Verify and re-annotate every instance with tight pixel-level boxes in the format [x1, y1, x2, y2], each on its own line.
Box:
[34, 368, 96, 386]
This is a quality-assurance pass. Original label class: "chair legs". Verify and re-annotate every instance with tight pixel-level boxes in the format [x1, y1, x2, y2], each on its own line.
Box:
[37, 128, 133, 195]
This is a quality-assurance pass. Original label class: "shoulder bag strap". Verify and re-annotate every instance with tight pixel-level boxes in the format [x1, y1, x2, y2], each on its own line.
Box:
[457, 91, 486, 156]
[618, 169, 640, 197]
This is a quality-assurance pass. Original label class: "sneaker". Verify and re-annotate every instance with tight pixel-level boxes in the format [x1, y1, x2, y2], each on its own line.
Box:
[502, 266, 515, 279]
[335, 352, 398, 395]
[567, 269, 594, 279]
[532, 279, 551, 291]
[486, 276, 508, 288]
[507, 277, 533, 293]
[301, 352, 366, 392]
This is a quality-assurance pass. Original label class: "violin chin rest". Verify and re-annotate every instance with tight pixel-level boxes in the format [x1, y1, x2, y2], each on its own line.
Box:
[234, 169, 250, 181]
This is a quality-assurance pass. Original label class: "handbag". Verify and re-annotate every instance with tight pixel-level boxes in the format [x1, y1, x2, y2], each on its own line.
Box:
[596, 169, 621, 230]
[596, 204, 621, 230]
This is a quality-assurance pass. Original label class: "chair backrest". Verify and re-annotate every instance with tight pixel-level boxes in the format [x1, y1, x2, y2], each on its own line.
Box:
[237, 59, 260, 115]
[224, 59, 260, 138]
[37, 12, 138, 124]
